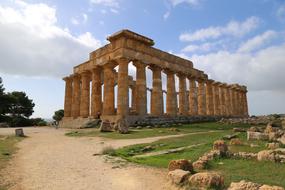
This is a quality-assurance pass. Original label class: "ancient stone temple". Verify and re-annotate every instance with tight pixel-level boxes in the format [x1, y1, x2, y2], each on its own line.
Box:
[61, 30, 248, 128]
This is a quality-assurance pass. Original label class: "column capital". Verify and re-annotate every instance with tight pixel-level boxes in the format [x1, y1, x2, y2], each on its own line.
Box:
[206, 79, 214, 84]
[115, 57, 130, 64]
[177, 72, 186, 79]
[148, 64, 162, 71]
[133, 60, 147, 68]
[63, 75, 72, 82]
[103, 60, 117, 69]
[163, 69, 175, 75]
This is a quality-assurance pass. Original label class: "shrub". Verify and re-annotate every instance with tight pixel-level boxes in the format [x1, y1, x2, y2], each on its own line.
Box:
[101, 146, 116, 156]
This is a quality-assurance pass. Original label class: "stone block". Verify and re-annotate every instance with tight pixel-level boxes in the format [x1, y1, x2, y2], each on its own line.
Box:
[168, 159, 194, 173]
[188, 172, 224, 189]
[167, 169, 190, 185]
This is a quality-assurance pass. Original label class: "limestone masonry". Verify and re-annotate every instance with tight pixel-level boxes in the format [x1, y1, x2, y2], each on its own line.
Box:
[61, 30, 248, 127]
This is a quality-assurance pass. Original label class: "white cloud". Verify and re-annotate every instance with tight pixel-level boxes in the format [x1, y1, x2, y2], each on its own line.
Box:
[169, 0, 200, 6]
[110, 8, 119, 14]
[277, 3, 285, 21]
[71, 17, 79, 25]
[82, 13, 88, 23]
[90, 0, 119, 8]
[180, 16, 260, 42]
[182, 43, 212, 52]
[163, 11, 170, 20]
[0, 1, 101, 77]
[238, 30, 277, 53]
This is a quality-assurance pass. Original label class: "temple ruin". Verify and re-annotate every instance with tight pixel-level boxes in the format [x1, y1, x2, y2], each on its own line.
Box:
[61, 30, 248, 128]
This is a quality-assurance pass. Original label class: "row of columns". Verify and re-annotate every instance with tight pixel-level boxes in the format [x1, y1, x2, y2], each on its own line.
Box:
[63, 59, 248, 119]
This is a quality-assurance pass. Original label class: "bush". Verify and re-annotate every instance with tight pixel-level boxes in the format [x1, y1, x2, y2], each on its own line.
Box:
[8, 116, 32, 127]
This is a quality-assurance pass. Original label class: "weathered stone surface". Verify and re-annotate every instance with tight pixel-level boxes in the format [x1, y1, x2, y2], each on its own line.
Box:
[230, 138, 243, 145]
[264, 124, 278, 134]
[266, 143, 280, 149]
[278, 134, 285, 145]
[228, 180, 261, 190]
[257, 149, 285, 163]
[15, 128, 24, 137]
[248, 126, 260, 132]
[167, 169, 190, 185]
[117, 117, 129, 134]
[193, 160, 207, 170]
[232, 152, 257, 160]
[223, 134, 238, 140]
[188, 172, 224, 188]
[168, 159, 194, 173]
[259, 185, 285, 190]
[247, 131, 269, 141]
[233, 128, 246, 132]
[99, 120, 113, 132]
[213, 140, 228, 154]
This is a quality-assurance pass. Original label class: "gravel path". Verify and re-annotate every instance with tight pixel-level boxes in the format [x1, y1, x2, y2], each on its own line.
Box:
[0, 127, 181, 190]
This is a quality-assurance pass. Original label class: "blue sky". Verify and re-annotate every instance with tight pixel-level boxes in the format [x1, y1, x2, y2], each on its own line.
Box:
[0, 0, 285, 118]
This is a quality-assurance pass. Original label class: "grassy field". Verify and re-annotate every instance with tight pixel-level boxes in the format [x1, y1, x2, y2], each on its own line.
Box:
[106, 122, 285, 188]
[0, 135, 22, 190]
[65, 122, 250, 139]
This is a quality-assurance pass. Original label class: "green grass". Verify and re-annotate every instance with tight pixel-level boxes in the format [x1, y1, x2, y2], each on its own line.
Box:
[65, 122, 251, 139]
[209, 158, 285, 187]
[113, 129, 231, 167]
[0, 135, 23, 190]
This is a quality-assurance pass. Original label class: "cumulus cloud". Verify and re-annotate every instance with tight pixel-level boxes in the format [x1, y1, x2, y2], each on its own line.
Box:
[169, 0, 200, 6]
[238, 30, 278, 53]
[0, 1, 101, 77]
[90, 0, 119, 8]
[189, 43, 285, 91]
[182, 43, 212, 52]
[180, 16, 260, 42]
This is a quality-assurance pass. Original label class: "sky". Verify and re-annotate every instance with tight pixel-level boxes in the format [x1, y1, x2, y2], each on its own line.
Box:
[0, 0, 285, 118]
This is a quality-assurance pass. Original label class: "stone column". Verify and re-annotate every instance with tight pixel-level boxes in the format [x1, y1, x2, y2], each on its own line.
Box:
[133, 61, 147, 116]
[63, 76, 72, 117]
[117, 58, 129, 117]
[232, 87, 238, 116]
[178, 74, 187, 115]
[71, 74, 80, 118]
[188, 77, 198, 115]
[243, 87, 249, 117]
[80, 71, 90, 118]
[212, 82, 221, 116]
[197, 80, 206, 115]
[219, 83, 226, 116]
[206, 80, 214, 116]
[224, 84, 230, 116]
[150, 65, 163, 116]
[238, 88, 243, 116]
[103, 63, 115, 115]
[165, 70, 177, 116]
[131, 84, 136, 111]
[229, 86, 234, 116]
[91, 66, 102, 118]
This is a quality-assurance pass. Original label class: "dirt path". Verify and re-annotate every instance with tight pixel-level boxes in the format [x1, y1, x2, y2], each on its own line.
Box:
[1, 127, 185, 190]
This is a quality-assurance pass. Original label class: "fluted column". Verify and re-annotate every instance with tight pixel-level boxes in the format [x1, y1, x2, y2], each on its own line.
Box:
[224, 84, 230, 116]
[131, 85, 136, 111]
[197, 80, 206, 115]
[91, 67, 102, 117]
[212, 82, 221, 116]
[165, 70, 177, 116]
[188, 77, 198, 115]
[117, 58, 129, 117]
[103, 63, 115, 115]
[219, 83, 226, 116]
[63, 76, 72, 117]
[232, 87, 238, 116]
[133, 61, 147, 116]
[178, 74, 187, 115]
[80, 71, 90, 118]
[206, 80, 214, 116]
[238, 88, 243, 116]
[71, 74, 80, 118]
[150, 65, 163, 116]
[243, 87, 249, 117]
[229, 86, 234, 116]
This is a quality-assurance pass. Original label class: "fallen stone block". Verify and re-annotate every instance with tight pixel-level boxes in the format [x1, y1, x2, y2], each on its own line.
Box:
[168, 159, 194, 173]
[188, 172, 224, 189]
[167, 169, 190, 185]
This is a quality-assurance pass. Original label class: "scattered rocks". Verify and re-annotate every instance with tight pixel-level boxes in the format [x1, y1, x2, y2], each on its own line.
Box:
[223, 134, 238, 140]
[168, 159, 194, 173]
[278, 134, 285, 145]
[99, 120, 113, 132]
[188, 172, 224, 189]
[167, 169, 190, 185]
[259, 185, 285, 190]
[15, 128, 25, 137]
[142, 145, 154, 152]
[213, 140, 228, 155]
[193, 159, 208, 170]
[248, 126, 261, 132]
[266, 143, 280, 149]
[231, 152, 257, 160]
[228, 180, 284, 190]
[264, 124, 278, 134]
[228, 180, 261, 190]
[193, 150, 221, 170]
[233, 128, 246, 132]
[168, 128, 180, 132]
[257, 148, 285, 163]
[230, 138, 243, 145]
[247, 131, 269, 141]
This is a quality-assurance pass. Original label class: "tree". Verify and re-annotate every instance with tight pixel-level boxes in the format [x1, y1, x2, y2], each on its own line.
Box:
[53, 109, 64, 123]
[7, 91, 35, 118]
[0, 77, 13, 121]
